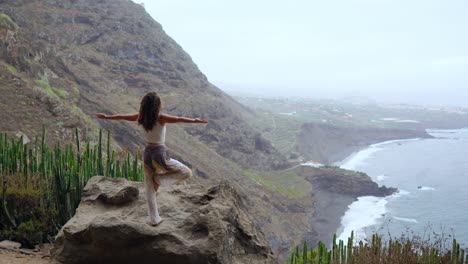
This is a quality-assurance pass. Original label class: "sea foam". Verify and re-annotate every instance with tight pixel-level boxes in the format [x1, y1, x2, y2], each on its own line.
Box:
[337, 196, 388, 242]
[376, 175, 386, 181]
[340, 147, 383, 170]
[339, 138, 421, 171]
[393, 216, 419, 223]
[392, 189, 411, 198]
[417, 186, 435, 191]
[336, 138, 421, 243]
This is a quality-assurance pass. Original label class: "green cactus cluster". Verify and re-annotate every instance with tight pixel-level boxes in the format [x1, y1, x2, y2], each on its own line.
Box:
[0, 127, 143, 245]
[287, 232, 467, 264]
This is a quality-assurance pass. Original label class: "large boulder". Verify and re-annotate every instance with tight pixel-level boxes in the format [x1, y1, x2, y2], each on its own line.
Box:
[51, 176, 277, 264]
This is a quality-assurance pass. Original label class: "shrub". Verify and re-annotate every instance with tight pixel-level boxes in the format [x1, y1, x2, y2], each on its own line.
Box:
[0, 13, 18, 30]
[0, 174, 57, 247]
[55, 88, 69, 99]
[3, 63, 18, 74]
[34, 74, 58, 99]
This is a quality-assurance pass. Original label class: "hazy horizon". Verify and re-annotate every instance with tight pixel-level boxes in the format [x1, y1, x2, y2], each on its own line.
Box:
[134, 0, 468, 107]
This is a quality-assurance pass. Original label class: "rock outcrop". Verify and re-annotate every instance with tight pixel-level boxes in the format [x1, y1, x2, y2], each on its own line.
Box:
[51, 176, 277, 264]
[293, 165, 398, 247]
[297, 166, 397, 197]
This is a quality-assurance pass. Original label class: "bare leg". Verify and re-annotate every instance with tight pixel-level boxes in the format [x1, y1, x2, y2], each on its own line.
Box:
[152, 172, 160, 192]
[144, 165, 162, 225]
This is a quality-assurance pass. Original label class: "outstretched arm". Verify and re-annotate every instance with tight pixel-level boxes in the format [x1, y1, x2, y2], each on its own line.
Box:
[160, 113, 208, 124]
[95, 113, 139, 122]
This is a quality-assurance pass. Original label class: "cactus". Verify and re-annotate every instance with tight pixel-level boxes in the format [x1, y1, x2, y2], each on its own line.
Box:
[98, 129, 103, 175]
[302, 241, 308, 264]
[0, 128, 145, 242]
[286, 233, 468, 264]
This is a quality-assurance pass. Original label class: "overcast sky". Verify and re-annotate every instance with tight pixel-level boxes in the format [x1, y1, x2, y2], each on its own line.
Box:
[134, 0, 468, 107]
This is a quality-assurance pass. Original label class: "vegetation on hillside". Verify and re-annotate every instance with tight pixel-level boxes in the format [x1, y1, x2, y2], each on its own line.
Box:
[242, 169, 310, 197]
[2, 62, 17, 74]
[0, 128, 143, 246]
[236, 96, 468, 130]
[287, 232, 468, 264]
[0, 12, 17, 30]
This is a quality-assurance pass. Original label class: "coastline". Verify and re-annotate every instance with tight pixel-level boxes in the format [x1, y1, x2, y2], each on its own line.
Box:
[334, 138, 422, 169]
[296, 122, 433, 165]
[298, 159, 397, 247]
[308, 189, 357, 246]
[333, 137, 428, 243]
[335, 128, 468, 243]
[333, 128, 468, 245]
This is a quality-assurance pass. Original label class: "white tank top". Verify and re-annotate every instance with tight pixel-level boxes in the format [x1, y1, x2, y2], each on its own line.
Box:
[143, 121, 166, 145]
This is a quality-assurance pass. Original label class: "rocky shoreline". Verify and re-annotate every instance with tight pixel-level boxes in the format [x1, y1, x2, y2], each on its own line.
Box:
[294, 165, 397, 247]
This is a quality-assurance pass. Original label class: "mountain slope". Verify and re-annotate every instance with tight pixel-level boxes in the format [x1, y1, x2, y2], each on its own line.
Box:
[0, 0, 287, 173]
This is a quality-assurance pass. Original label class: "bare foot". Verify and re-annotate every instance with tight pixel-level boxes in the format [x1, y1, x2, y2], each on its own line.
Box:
[146, 217, 163, 226]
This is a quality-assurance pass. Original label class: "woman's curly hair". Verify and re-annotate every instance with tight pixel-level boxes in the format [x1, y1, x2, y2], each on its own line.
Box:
[138, 92, 162, 131]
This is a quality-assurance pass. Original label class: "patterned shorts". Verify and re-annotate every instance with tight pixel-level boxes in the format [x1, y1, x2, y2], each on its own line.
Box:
[143, 145, 192, 187]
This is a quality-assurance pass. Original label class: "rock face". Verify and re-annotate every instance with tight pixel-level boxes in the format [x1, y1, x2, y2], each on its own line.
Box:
[51, 176, 277, 264]
[297, 166, 397, 197]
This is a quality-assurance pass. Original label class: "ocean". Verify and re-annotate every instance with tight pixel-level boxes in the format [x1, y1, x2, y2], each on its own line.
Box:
[335, 128, 468, 248]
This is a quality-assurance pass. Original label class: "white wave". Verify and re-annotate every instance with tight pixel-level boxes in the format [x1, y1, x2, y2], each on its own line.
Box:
[335, 137, 425, 242]
[279, 111, 296, 116]
[371, 138, 421, 148]
[396, 120, 420, 123]
[427, 128, 468, 134]
[417, 186, 435, 191]
[376, 175, 386, 181]
[339, 138, 420, 171]
[393, 216, 418, 223]
[392, 189, 410, 198]
[380, 118, 420, 123]
[301, 161, 324, 168]
[340, 147, 383, 170]
[337, 196, 388, 242]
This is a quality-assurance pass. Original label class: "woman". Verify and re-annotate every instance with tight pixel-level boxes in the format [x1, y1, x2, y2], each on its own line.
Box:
[95, 92, 208, 226]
